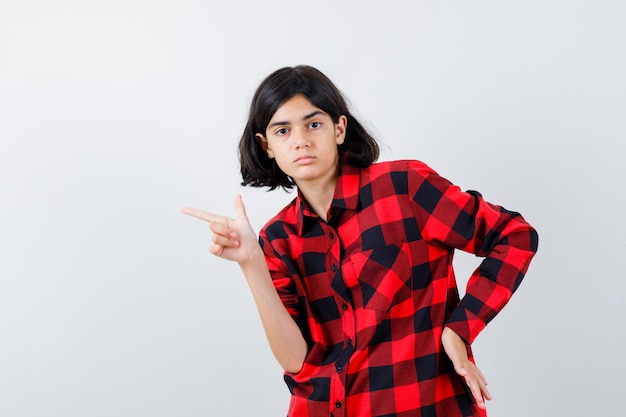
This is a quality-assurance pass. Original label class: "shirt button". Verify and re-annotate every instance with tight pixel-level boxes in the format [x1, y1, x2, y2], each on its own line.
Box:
[342, 303, 348, 310]
[329, 232, 334, 239]
[336, 365, 343, 373]
[346, 338, 352, 345]
[331, 264, 338, 272]
[335, 401, 342, 408]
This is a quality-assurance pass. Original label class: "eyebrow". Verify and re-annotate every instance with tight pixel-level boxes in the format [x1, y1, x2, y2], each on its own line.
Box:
[268, 110, 325, 128]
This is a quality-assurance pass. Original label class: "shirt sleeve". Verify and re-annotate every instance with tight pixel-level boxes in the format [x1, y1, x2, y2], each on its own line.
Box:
[407, 160, 539, 344]
[258, 228, 308, 336]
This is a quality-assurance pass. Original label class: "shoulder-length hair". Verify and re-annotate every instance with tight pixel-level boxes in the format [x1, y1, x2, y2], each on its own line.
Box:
[239, 65, 379, 190]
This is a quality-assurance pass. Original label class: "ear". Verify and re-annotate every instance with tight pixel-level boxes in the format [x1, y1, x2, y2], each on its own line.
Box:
[335, 115, 347, 145]
[255, 133, 274, 158]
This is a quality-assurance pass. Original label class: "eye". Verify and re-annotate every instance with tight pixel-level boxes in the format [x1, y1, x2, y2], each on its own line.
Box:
[275, 128, 289, 136]
[308, 121, 321, 129]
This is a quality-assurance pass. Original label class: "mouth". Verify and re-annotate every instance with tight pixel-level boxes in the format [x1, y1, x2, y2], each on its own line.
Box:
[294, 155, 315, 164]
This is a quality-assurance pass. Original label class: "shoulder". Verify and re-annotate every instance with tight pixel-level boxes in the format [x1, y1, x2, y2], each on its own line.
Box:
[366, 159, 433, 175]
[363, 159, 438, 186]
[346, 160, 438, 204]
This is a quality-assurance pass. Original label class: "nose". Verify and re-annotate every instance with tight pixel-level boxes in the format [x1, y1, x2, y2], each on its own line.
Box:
[292, 127, 310, 149]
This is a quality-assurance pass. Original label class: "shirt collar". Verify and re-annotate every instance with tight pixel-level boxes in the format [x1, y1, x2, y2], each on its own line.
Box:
[294, 153, 363, 235]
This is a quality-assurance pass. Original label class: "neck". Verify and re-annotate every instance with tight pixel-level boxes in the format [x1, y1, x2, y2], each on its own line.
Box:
[296, 175, 338, 223]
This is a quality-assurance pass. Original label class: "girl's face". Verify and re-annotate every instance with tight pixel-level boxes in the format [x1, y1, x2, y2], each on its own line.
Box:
[256, 94, 346, 190]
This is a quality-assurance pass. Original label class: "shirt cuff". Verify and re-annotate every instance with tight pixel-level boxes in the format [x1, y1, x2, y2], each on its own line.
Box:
[444, 306, 487, 345]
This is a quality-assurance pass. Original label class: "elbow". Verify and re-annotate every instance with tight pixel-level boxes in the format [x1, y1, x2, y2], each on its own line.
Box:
[529, 226, 539, 254]
[283, 360, 304, 374]
[279, 344, 307, 374]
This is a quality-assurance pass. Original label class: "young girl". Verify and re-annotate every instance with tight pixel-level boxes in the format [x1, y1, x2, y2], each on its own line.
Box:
[183, 65, 538, 417]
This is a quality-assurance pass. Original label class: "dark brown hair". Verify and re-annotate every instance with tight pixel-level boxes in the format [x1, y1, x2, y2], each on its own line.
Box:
[239, 65, 379, 190]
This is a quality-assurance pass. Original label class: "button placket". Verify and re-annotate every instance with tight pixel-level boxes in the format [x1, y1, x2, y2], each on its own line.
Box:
[324, 222, 349, 417]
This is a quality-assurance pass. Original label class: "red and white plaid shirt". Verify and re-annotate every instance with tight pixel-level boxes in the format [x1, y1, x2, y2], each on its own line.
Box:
[259, 157, 538, 417]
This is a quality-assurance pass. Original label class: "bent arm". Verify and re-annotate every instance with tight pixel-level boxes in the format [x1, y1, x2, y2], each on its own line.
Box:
[408, 161, 539, 343]
[182, 197, 307, 373]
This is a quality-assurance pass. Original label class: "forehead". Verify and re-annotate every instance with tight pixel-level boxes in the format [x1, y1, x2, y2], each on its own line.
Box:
[269, 94, 327, 123]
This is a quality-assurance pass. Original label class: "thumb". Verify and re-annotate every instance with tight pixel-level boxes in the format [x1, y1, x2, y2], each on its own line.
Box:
[234, 194, 248, 221]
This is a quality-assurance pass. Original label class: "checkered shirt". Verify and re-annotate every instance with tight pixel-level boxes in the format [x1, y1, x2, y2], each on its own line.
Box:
[258, 158, 538, 417]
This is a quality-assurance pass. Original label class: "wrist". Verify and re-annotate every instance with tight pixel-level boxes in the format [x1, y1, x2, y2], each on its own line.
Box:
[238, 246, 266, 273]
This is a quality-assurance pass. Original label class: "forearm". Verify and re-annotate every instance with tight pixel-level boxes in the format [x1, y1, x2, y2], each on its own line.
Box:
[239, 250, 308, 373]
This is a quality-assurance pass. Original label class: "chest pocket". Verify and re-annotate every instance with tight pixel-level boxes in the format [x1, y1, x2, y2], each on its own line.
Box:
[342, 242, 412, 311]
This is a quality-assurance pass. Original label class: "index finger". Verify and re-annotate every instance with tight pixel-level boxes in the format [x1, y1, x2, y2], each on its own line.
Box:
[181, 207, 218, 223]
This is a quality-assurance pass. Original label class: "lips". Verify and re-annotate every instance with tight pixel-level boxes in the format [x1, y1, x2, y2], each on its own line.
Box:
[294, 155, 315, 164]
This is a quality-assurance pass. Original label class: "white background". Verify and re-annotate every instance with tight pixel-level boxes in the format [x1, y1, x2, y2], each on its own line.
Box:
[1, 1, 624, 416]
